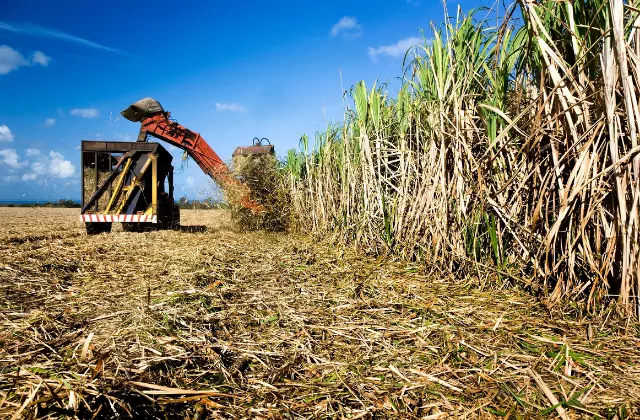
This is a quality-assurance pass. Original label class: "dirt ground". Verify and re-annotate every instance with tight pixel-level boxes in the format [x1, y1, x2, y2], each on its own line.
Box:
[0, 207, 639, 419]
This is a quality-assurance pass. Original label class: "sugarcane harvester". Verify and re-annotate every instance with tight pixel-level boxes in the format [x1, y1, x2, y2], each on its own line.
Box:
[80, 98, 274, 234]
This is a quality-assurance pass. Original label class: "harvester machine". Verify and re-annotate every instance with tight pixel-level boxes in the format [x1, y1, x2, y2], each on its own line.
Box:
[80, 98, 275, 234]
[80, 140, 178, 234]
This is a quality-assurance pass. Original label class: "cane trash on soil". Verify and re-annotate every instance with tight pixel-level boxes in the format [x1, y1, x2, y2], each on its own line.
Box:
[0, 208, 638, 418]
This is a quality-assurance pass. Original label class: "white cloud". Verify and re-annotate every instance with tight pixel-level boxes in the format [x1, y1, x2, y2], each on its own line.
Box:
[0, 45, 50, 75]
[215, 103, 245, 112]
[368, 36, 423, 61]
[330, 17, 362, 38]
[31, 160, 46, 174]
[44, 118, 55, 127]
[31, 51, 51, 67]
[0, 21, 128, 55]
[0, 45, 28, 75]
[0, 124, 14, 142]
[70, 108, 99, 118]
[19, 151, 75, 181]
[48, 151, 75, 178]
[0, 149, 25, 168]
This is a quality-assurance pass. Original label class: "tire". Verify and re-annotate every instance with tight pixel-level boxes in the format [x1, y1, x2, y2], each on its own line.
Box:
[171, 206, 180, 230]
[157, 196, 179, 230]
[86, 222, 100, 235]
[86, 222, 112, 235]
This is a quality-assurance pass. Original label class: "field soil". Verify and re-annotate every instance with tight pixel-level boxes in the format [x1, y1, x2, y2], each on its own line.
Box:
[0, 208, 639, 419]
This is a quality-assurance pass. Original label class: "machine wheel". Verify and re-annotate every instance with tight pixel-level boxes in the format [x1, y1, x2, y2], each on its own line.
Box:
[156, 194, 179, 230]
[86, 222, 112, 235]
[171, 205, 181, 230]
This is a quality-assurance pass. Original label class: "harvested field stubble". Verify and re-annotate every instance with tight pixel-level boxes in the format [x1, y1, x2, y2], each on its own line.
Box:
[0, 207, 639, 418]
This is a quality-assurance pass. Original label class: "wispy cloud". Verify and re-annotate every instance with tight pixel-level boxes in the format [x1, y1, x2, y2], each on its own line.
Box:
[31, 161, 45, 174]
[368, 36, 423, 61]
[31, 51, 51, 66]
[26, 148, 41, 156]
[330, 17, 362, 38]
[215, 103, 245, 113]
[0, 125, 14, 142]
[70, 108, 99, 118]
[44, 118, 55, 127]
[0, 21, 128, 55]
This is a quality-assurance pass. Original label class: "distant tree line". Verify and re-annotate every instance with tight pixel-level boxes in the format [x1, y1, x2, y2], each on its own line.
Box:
[1, 199, 81, 208]
[175, 197, 228, 210]
[1, 198, 227, 210]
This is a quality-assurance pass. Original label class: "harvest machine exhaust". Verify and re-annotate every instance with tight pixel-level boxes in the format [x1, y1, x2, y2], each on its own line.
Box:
[80, 98, 275, 234]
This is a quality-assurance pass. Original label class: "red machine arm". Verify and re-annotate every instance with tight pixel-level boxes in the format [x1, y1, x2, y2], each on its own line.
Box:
[137, 113, 263, 213]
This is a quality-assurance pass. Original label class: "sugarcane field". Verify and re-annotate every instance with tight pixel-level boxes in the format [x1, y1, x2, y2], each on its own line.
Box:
[3, 0, 640, 418]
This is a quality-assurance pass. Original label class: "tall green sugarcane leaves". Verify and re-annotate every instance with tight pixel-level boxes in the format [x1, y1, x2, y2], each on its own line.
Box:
[430, 30, 446, 101]
[479, 26, 525, 152]
[281, 1, 640, 313]
[369, 81, 381, 134]
[354, 81, 368, 129]
[285, 149, 304, 180]
[300, 134, 309, 155]
[412, 29, 444, 101]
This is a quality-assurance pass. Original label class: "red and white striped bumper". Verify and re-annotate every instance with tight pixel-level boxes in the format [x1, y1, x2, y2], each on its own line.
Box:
[80, 214, 158, 223]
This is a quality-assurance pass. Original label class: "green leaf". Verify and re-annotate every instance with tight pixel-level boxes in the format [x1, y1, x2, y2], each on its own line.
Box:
[353, 80, 368, 129]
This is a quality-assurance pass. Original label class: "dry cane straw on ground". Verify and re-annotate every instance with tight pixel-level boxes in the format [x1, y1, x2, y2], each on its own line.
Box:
[0, 208, 639, 418]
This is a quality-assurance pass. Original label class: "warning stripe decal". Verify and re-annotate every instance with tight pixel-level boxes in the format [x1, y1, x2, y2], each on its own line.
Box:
[80, 214, 157, 223]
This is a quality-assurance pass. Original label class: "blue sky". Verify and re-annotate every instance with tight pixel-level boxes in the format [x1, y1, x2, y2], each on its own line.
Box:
[0, 0, 488, 202]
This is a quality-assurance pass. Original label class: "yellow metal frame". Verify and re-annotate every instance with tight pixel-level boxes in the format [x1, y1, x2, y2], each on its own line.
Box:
[114, 154, 155, 215]
[103, 153, 158, 215]
[104, 157, 133, 213]
[152, 153, 157, 215]
[144, 153, 158, 216]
